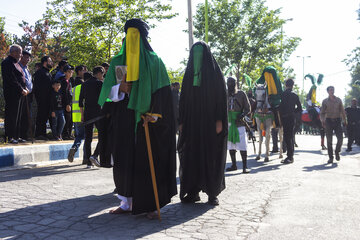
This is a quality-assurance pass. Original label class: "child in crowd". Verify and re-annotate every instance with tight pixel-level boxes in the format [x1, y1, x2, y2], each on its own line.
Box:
[50, 80, 68, 140]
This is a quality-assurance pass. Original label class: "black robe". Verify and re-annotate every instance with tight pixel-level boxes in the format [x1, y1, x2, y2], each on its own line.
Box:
[178, 41, 228, 199]
[101, 86, 177, 215]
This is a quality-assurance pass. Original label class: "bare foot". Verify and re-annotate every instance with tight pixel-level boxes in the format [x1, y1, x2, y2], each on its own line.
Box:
[109, 207, 131, 214]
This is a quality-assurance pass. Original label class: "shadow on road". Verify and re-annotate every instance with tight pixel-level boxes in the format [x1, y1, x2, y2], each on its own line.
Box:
[224, 157, 283, 176]
[302, 162, 338, 172]
[0, 193, 214, 239]
[0, 164, 98, 183]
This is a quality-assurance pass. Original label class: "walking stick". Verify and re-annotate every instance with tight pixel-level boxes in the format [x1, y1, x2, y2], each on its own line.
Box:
[14, 96, 24, 141]
[142, 115, 161, 221]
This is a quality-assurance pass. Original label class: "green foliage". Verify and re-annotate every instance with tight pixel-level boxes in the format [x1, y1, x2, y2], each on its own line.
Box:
[44, 0, 177, 69]
[167, 68, 184, 88]
[343, 6, 360, 106]
[193, 0, 300, 89]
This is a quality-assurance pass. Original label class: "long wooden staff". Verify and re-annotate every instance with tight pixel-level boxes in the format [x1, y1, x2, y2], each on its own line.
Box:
[142, 116, 161, 220]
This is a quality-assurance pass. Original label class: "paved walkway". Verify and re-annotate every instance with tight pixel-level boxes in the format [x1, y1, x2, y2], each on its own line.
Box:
[0, 135, 359, 239]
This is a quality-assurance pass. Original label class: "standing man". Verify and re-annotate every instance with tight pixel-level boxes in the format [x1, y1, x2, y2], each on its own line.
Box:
[226, 77, 251, 173]
[279, 79, 302, 164]
[18, 50, 33, 141]
[33, 56, 53, 140]
[178, 41, 228, 205]
[1, 44, 28, 143]
[79, 66, 104, 168]
[345, 98, 360, 152]
[98, 19, 177, 217]
[320, 86, 347, 163]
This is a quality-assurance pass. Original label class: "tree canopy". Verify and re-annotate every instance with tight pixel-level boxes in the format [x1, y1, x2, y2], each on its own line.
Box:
[343, 6, 360, 106]
[193, 0, 300, 89]
[43, 0, 177, 68]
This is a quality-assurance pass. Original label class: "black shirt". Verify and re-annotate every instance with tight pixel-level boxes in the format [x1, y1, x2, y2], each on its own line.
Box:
[33, 66, 52, 100]
[73, 76, 84, 87]
[1, 55, 26, 100]
[279, 88, 302, 118]
[345, 106, 360, 124]
[58, 76, 72, 106]
[50, 90, 66, 111]
[79, 77, 103, 113]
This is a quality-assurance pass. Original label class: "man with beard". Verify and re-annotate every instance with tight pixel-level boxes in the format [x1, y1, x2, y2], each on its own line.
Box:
[226, 77, 251, 173]
[98, 19, 177, 218]
[33, 56, 54, 140]
[178, 41, 227, 205]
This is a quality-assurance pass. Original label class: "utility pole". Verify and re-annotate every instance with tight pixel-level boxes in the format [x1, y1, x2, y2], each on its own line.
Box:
[297, 55, 311, 93]
[187, 0, 194, 49]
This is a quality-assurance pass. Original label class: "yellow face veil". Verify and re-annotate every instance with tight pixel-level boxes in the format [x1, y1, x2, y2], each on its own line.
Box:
[264, 72, 277, 95]
[126, 27, 140, 82]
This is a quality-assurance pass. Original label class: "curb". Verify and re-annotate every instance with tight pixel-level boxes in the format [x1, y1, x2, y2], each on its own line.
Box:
[0, 141, 97, 170]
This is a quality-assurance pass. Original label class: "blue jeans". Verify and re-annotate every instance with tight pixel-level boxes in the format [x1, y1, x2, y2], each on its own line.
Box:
[51, 110, 65, 138]
[72, 122, 85, 149]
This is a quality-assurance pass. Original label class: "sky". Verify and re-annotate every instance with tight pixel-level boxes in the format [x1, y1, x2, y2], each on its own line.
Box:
[1, 0, 359, 103]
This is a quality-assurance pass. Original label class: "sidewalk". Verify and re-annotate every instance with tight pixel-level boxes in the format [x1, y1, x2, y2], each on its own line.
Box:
[0, 139, 97, 170]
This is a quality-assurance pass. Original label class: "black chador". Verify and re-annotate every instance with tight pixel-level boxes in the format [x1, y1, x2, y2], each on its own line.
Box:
[97, 19, 177, 216]
[178, 41, 228, 205]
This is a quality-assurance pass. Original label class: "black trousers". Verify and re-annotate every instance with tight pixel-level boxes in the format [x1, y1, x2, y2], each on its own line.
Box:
[325, 118, 343, 158]
[347, 123, 358, 149]
[271, 128, 279, 151]
[4, 96, 21, 140]
[62, 110, 73, 138]
[282, 116, 295, 158]
[35, 96, 50, 137]
[84, 111, 102, 164]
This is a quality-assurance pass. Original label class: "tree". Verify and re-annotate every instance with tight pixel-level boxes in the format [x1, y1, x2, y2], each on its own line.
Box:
[44, 0, 177, 68]
[343, 7, 360, 106]
[13, 20, 67, 68]
[0, 17, 13, 61]
[193, 0, 300, 88]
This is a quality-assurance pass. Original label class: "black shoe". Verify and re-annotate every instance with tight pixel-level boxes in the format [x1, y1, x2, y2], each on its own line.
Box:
[270, 149, 279, 153]
[89, 155, 101, 167]
[68, 147, 77, 163]
[181, 193, 200, 203]
[226, 165, 237, 172]
[283, 158, 294, 164]
[9, 138, 18, 144]
[243, 168, 250, 174]
[346, 148, 352, 152]
[208, 196, 219, 206]
[18, 138, 26, 143]
[335, 152, 340, 161]
[327, 158, 334, 164]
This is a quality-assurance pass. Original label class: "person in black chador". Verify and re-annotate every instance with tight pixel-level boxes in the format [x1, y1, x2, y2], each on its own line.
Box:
[279, 78, 302, 164]
[226, 77, 251, 173]
[178, 41, 228, 206]
[97, 19, 177, 218]
[345, 98, 360, 151]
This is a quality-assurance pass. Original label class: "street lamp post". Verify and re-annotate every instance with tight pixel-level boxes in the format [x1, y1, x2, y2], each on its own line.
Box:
[297, 55, 311, 93]
[187, 0, 194, 49]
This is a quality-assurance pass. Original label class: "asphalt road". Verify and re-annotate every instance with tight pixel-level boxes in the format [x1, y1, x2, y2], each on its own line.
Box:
[0, 134, 359, 239]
